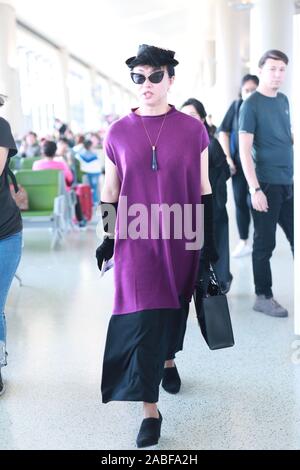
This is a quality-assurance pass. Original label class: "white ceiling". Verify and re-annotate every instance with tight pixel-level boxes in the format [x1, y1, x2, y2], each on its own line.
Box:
[12, 0, 217, 102]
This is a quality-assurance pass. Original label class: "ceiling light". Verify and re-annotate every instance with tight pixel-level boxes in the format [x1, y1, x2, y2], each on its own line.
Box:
[228, 0, 255, 10]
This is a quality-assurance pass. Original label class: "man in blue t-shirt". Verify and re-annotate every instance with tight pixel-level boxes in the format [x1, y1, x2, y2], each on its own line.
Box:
[239, 49, 294, 318]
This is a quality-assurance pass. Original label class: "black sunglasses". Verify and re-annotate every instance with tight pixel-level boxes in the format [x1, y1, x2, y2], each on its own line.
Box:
[130, 70, 165, 85]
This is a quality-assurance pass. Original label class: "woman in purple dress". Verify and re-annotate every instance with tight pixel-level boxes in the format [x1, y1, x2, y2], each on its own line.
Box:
[96, 45, 218, 448]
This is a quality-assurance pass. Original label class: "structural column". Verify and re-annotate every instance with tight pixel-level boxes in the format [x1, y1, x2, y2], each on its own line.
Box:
[0, 0, 22, 135]
[201, 40, 216, 89]
[215, 0, 246, 122]
[250, 0, 294, 97]
[58, 47, 71, 124]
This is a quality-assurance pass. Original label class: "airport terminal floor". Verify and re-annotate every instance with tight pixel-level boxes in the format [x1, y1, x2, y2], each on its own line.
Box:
[0, 191, 297, 451]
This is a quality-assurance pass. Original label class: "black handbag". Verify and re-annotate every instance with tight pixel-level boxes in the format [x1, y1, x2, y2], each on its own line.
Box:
[193, 265, 234, 350]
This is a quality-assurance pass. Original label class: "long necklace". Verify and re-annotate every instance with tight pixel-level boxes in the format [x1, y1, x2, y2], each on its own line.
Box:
[140, 111, 168, 171]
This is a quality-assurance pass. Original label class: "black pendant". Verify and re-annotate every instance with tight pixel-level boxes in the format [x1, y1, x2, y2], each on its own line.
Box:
[152, 146, 158, 171]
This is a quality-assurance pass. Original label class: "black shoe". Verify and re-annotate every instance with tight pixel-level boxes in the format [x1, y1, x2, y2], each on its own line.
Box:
[136, 411, 163, 448]
[162, 365, 181, 394]
[0, 369, 5, 397]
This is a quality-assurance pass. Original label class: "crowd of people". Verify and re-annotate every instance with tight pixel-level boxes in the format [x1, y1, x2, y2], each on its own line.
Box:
[12, 122, 110, 228]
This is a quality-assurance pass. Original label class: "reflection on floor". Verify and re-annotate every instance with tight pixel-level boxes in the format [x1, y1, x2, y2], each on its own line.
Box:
[0, 195, 298, 450]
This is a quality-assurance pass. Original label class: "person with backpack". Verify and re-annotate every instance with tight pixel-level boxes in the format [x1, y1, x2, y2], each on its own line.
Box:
[218, 74, 259, 258]
[76, 140, 102, 206]
[0, 95, 23, 396]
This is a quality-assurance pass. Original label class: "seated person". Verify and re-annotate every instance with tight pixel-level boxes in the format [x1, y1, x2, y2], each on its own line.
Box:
[33, 140, 73, 186]
[55, 137, 75, 168]
[19, 131, 41, 158]
[33, 141, 86, 227]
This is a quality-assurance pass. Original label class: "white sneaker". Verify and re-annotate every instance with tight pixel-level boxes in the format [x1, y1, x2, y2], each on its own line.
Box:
[232, 241, 252, 258]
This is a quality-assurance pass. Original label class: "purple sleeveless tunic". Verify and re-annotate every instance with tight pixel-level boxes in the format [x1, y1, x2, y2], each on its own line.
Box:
[104, 105, 209, 315]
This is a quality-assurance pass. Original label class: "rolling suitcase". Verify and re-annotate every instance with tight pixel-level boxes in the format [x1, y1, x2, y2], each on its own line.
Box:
[76, 184, 93, 221]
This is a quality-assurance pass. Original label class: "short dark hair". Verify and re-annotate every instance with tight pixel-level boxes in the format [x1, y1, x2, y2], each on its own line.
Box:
[181, 98, 214, 137]
[43, 140, 57, 158]
[166, 65, 175, 78]
[58, 137, 69, 145]
[83, 140, 92, 150]
[241, 74, 259, 87]
[181, 98, 207, 120]
[258, 50, 289, 68]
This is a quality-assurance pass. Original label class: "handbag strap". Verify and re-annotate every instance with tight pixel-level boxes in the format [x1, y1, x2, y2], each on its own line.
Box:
[6, 166, 19, 193]
[197, 263, 222, 297]
[8, 168, 19, 193]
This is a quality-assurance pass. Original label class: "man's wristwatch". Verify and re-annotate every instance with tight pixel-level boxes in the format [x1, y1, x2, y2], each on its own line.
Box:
[249, 186, 262, 196]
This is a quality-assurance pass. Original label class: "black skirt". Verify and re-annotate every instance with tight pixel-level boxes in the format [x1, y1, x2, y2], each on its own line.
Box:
[101, 297, 189, 404]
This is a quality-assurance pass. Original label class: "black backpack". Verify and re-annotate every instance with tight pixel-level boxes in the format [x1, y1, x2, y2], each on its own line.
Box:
[229, 99, 243, 159]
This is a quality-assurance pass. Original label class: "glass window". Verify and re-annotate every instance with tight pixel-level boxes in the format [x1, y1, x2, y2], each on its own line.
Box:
[17, 27, 62, 135]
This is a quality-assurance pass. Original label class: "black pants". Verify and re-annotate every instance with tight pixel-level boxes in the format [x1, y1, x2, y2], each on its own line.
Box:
[75, 195, 84, 222]
[213, 204, 232, 288]
[251, 183, 294, 298]
[101, 297, 189, 404]
[232, 167, 251, 240]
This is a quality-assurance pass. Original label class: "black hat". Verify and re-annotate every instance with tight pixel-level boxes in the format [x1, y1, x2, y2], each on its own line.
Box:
[126, 44, 179, 68]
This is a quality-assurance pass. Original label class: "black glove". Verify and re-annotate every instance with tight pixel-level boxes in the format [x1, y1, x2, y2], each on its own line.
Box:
[96, 237, 115, 271]
[200, 194, 219, 270]
[95, 201, 118, 271]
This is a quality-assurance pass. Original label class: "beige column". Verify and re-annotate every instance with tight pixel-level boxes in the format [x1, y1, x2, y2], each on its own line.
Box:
[58, 48, 71, 123]
[88, 67, 101, 130]
[215, 0, 246, 121]
[201, 40, 216, 89]
[0, 0, 22, 135]
[250, 0, 294, 97]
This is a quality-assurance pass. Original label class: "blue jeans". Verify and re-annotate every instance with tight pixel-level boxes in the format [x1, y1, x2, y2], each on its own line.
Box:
[87, 173, 101, 206]
[0, 231, 22, 367]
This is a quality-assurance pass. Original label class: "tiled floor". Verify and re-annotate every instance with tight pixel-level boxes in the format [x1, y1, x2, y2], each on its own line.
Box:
[0, 191, 298, 450]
